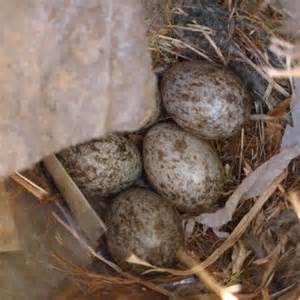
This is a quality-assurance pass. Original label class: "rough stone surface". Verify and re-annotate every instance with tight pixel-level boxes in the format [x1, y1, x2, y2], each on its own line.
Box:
[161, 61, 250, 140]
[57, 135, 142, 199]
[139, 89, 162, 130]
[141, 0, 168, 29]
[106, 188, 183, 273]
[143, 122, 224, 213]
[0, 0, 156, 177]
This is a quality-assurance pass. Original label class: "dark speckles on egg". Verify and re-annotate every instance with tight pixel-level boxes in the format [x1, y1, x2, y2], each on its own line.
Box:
[161, 61, 251, 140]
[143, 122, 224, 213]
[174, 139, 187, 153]
[106, 188, 183, 273]
[57, 135, 142, 199]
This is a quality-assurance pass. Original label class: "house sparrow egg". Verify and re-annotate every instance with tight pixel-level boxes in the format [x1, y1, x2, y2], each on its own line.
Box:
[106, 188, 183, 273]
[161, 61, 250, 139]
[57, 135, 142, 199]
[143, 122, 224, 213]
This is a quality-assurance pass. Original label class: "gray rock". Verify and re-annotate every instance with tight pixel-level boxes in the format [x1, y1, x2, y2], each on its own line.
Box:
[0, 0, 155, 177]
[141, 0, 168, 29]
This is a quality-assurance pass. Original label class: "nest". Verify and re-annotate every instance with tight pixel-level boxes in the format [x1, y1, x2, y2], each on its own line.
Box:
[11, 1, 300, 299]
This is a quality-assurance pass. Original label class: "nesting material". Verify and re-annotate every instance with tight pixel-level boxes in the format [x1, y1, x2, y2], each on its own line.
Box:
[172, 0, 234, 58]
[139, 89, 162, 130]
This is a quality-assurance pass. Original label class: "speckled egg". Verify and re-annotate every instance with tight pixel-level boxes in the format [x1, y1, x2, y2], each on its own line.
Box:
[143, 122, 224, 213]
[57, 135, 142, 199]
[106, 188, 183, 273]
[161, 61, 250, 140]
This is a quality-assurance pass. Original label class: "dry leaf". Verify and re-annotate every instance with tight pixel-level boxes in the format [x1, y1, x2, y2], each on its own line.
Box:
[10, 172, 49, 201]
[127, 253, 210, 277]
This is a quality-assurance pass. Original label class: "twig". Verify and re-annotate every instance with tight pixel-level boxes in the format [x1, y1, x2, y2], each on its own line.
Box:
[262, 288, 271, 300]
[235, 28, 270, 67]
[127, 254, 205, 277]
[267, 66, 300, 78]
[270, 283, 297, 299]
[178, 249, 239, 300]
[201, 29, 226, 64]
[249, 114, 281, 121]
[157, 35, 214, 63]
[10, 172, 49, 200]
[168, 24, 212, 34]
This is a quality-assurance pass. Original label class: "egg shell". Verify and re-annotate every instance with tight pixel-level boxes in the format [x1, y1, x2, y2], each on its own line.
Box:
[161, 61, 250, 140]
[143, 122, 224, 213]
[106, 188, 183, 273]
[57, 135, 142, 199]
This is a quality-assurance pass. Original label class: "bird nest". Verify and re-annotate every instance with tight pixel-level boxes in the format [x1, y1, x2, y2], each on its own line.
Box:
[12, 1, 300, 299]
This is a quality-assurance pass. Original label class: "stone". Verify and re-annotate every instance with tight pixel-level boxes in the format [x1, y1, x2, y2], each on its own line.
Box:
[0, 180, 20, 252]
[0, 0, 156, 177]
